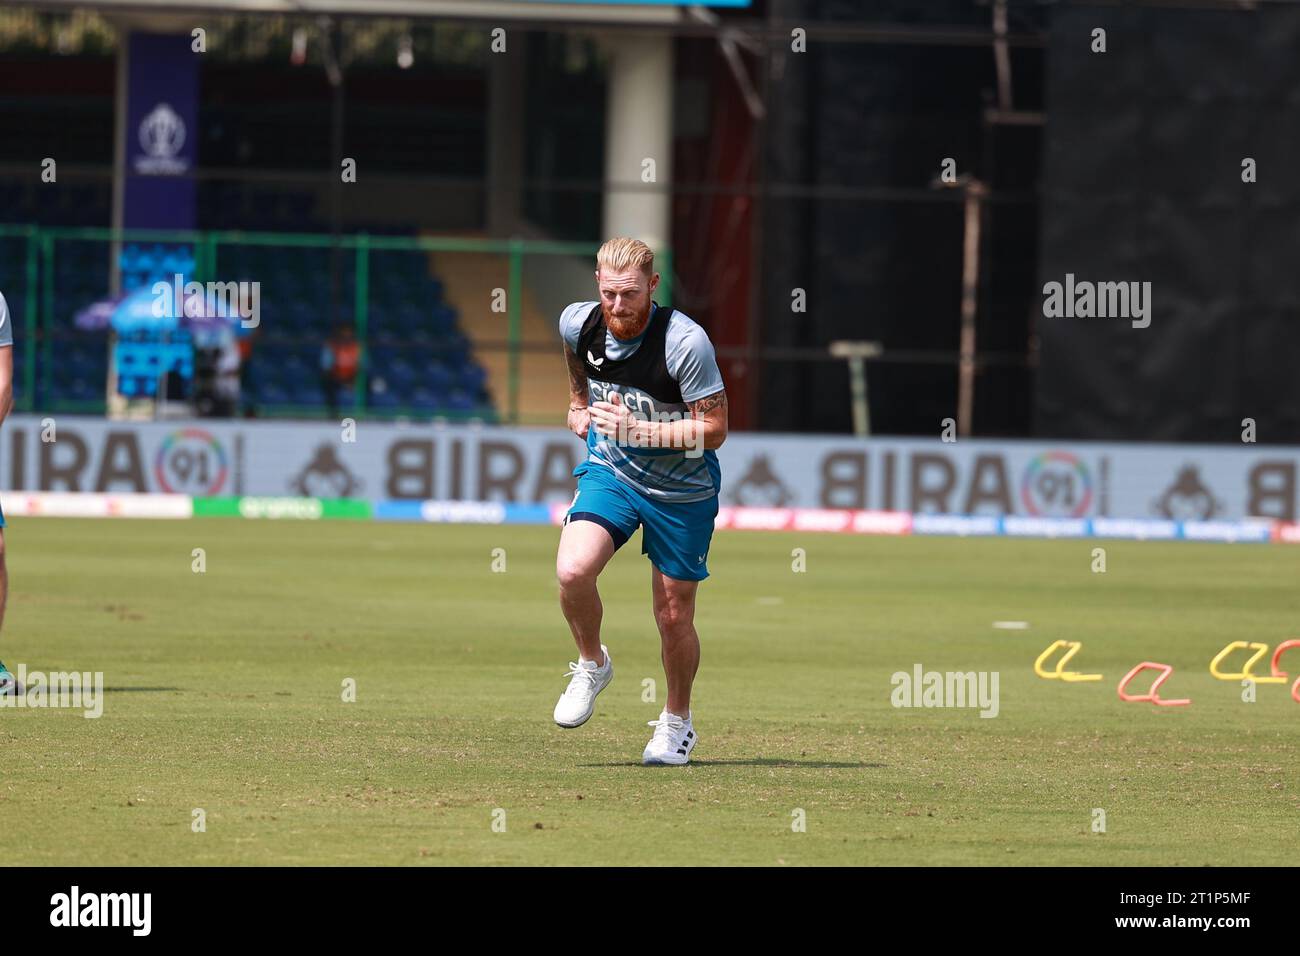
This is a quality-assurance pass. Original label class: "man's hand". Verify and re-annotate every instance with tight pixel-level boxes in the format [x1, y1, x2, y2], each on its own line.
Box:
[567, 403, 591, 439]
[588, 389, 728, 453]
[590, 392, 639, 444]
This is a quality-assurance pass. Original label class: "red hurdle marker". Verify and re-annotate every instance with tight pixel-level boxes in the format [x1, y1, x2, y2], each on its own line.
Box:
[1117, 662, 1191, 707]
[1269, 639, 1300, 680]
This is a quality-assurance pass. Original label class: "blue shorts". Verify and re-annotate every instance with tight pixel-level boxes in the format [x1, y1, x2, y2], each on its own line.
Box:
[565, 461, 719, 582]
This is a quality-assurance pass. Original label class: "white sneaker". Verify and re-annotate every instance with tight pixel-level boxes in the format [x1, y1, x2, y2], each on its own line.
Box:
[0, 663, 21, 697]
[553, 645, 613, 728]
[642, 709, 697, 765]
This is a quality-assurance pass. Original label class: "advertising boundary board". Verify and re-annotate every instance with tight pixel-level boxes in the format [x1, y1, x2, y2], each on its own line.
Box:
[0, 491, 1293, 545]
[3, 415, 1298, 523]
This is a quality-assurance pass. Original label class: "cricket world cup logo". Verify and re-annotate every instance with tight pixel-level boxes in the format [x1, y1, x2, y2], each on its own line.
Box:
[135, 103, 188, 174]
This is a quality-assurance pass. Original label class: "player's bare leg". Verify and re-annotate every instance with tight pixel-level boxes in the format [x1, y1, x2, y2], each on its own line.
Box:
[552, 518, 617, 727]
[651, 568, 700, 716]
[555, 519, 616, 664]
[0, 528, 8, 635]
[0, 528, 16, 695]
[642, 568, 700, 764]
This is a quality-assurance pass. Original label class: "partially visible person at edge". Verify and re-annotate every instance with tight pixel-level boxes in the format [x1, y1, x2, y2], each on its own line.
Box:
[0, 290, 21, 696]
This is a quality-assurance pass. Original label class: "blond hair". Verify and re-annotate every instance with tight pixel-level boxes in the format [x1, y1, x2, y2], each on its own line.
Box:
[596, 237, 655, 277]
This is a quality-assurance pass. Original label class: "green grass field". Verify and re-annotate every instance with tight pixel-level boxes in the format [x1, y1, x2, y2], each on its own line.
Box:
[1, 516, 1297, 866]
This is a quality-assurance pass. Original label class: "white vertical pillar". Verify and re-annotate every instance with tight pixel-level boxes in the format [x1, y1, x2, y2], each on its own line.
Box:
[601, 33, 673, 252]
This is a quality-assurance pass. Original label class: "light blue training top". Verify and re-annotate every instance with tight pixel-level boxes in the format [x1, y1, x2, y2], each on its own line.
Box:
[560, 301, 724, 503]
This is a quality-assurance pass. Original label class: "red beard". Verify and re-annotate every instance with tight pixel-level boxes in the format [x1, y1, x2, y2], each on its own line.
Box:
[603, 299, 652, 340]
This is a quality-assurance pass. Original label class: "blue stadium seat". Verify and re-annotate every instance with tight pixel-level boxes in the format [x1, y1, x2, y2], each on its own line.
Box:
[408, 386, 440, 410]
[257, 381, 289, 405]
[289, 383, 322, 406]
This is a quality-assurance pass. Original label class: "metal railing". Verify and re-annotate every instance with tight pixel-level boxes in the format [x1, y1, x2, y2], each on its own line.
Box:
[0, 225, 674, 424]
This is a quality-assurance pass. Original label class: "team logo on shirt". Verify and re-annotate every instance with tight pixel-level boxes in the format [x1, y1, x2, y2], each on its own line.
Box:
[588, 380, 675, 419]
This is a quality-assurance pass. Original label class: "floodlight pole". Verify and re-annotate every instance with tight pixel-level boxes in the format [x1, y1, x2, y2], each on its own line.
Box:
[956, 178, 987, 438]
[829, 340, 882, 437]
[321, 18, 345, 332]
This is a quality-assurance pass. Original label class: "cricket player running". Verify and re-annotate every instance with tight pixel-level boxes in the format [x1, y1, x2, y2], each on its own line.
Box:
[0, 290, 19, 696]
[553, 238, 727, 765]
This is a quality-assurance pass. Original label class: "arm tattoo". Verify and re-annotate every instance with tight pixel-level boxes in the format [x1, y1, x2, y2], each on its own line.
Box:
[564, 345, 588, 403]
[688, 389, 727, 418]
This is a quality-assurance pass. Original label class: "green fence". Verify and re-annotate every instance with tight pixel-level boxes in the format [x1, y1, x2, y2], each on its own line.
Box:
[0, 225, 673, 424]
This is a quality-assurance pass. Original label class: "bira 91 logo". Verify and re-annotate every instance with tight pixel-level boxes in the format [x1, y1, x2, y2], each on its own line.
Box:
[154, 428, 229, 495]
[1021, 451, 1093, 517]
